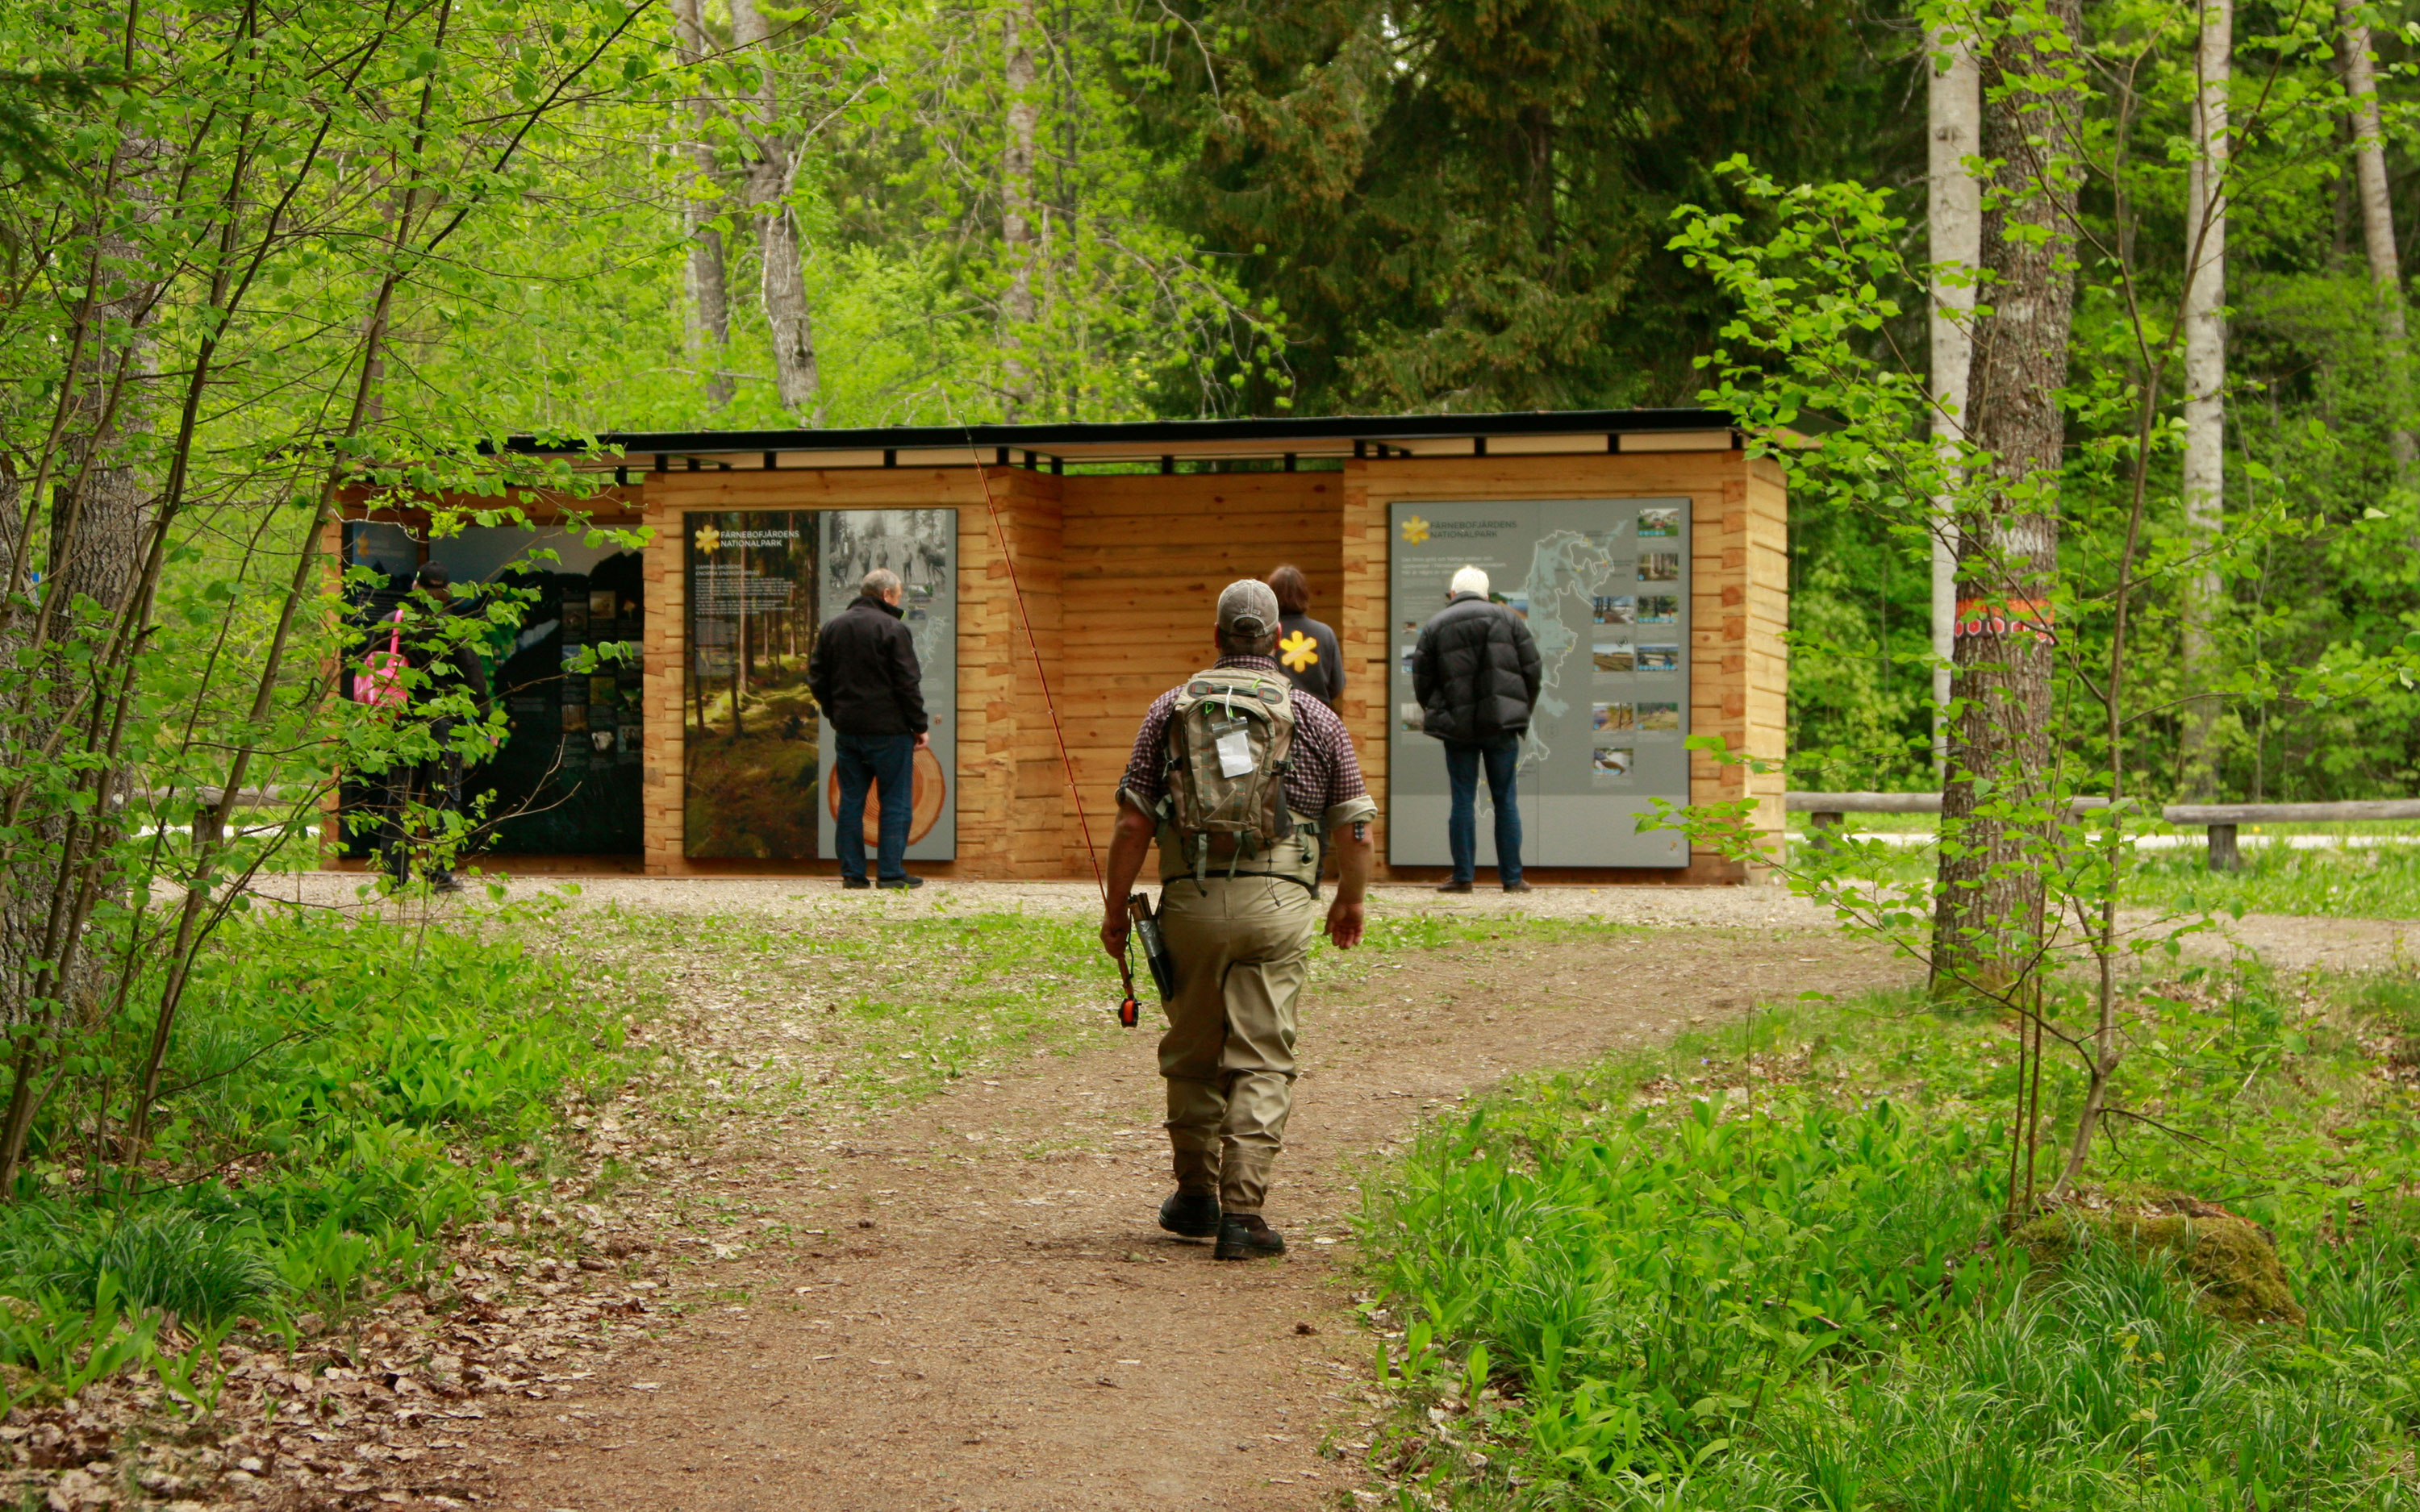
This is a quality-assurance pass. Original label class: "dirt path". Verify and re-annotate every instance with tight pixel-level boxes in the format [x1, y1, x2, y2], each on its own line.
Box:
[465, 927, 1913, 1512]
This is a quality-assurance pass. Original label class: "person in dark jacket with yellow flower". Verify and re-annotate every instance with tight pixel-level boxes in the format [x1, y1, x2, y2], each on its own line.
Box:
[1265, 564, 1344, 709]
[1411, 565, 1540, 893]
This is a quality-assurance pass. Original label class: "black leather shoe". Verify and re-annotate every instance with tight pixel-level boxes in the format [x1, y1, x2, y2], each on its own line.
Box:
[1214, 1214, 1286, 1260]
[877, 874, 924, 890]
[1435, 880, 1473, 894]
[841, 877, 871, 889]
[1158, 1191, 1221, 1239]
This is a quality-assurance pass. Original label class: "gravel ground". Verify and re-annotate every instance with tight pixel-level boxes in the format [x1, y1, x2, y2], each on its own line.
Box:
[283, 871, 1834, 926]
[271, 871, 2410, 974]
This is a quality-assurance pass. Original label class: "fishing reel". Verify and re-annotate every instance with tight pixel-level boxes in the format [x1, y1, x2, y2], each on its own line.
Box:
[1116, 890, 1175, 1029]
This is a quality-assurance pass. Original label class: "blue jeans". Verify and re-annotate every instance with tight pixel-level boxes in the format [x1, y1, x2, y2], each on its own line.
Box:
[834, 731, 916, 881]
[1445, 735, 1524, 885]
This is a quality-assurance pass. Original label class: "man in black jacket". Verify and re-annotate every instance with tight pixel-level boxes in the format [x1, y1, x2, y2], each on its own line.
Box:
[1411, 565, 1541, 893]
[807, 568, 929, 889]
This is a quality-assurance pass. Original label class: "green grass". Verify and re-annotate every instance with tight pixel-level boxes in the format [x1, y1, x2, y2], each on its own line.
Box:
[1785, 827, 2420, 917]
[1357, 965, 2420, 1509]
[548, 904, 1128, 1107]
[0, 897, 646, 1402]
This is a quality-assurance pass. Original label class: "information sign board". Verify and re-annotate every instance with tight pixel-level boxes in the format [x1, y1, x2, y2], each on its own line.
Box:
[681, 509, 957, 860]
[1387, 498, 1690, 868]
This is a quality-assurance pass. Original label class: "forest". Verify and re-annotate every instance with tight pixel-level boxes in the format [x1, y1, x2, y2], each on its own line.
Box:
[2, 0, 2419, 1506]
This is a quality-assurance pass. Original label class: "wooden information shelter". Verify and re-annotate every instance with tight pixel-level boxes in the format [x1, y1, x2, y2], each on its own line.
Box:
[343, 410, 1786, 884]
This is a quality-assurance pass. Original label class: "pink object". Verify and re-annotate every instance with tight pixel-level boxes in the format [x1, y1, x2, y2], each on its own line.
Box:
[353, 609, 407, 710]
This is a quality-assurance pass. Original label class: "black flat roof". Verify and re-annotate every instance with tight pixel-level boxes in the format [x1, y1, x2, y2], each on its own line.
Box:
[504, 407, 1741, 462]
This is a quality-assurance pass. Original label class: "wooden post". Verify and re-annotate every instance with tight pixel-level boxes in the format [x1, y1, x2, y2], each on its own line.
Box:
[2207, 822, 2238, 872]
[1808, 810, 1843, 856]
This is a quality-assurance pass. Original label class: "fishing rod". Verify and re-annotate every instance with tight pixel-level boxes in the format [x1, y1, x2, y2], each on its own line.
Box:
[961, 431, 1166, 1029]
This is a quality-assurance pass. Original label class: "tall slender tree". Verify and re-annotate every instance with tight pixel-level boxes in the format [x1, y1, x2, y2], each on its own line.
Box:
[1933, 0, 2082, 991]
[2178, 0, 2230, 794]
[999, 0, 1039, 419]
[672, 0, 734, 410]
[732, 0, 824, 423]
[2339, 0, 2414, 473]
[1928, 15, 1982, 768]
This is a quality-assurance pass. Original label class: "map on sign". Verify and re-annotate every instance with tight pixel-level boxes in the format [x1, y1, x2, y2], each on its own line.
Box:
[1388, 498, 1691, 868]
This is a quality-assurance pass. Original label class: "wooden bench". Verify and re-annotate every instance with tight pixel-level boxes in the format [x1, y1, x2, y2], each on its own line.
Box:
[2163, 800, 2420, 870]
[1787, 793, 2420, 870]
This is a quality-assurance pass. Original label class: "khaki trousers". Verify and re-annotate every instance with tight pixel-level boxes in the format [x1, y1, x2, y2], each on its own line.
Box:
[1154, 875, 1316, 1215]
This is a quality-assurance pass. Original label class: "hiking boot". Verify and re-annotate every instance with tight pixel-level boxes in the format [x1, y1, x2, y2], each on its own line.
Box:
[1214, 1214, 1286, 1260]
[1158, 1191, 1221, 1239]
[878, 874, 924, 890]
[841, 877, 871, 889]
[1501, 880, 1533, 893]
[1435, 880, 1473, 894]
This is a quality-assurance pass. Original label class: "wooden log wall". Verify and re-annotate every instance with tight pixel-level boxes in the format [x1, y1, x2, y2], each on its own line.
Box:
[1058, 471, 1346, 827]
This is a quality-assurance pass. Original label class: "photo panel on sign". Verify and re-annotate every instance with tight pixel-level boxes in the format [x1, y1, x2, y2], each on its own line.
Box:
[813, 509, 959, 864]
[1385, 501, 1540, 869]
[1530, 498, 1688, 867]
[681, 511, 820, 859]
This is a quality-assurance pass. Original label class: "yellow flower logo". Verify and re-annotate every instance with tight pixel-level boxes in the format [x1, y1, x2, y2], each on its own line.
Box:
[693, 523, 721, 552]
[1279, 629, 1320, 673]
[1400, 514, 1430, 544]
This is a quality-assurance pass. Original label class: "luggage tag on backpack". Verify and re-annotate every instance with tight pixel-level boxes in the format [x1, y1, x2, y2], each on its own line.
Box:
[1210, 716, 1255, 779]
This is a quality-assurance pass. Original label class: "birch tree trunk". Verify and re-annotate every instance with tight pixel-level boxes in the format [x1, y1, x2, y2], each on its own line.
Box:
[2178, 0, 2230, 796]
[731, 0, 823, 423]
[1932, 0, 2081, 994]
[1000, 0, 1039, 420]
[672, 0, 732, 410]
[1929, 19, 1982, 768]
[2340, 0, 2416, 473]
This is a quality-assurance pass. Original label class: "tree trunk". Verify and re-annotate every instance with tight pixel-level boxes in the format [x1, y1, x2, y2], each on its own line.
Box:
[1928, 21, 1982, 770]
[1001, 0, 1038, 420]
[1932, 0, 2081, 996]
[2340, 0, 2416, 473]
[672, 0, 732, 410]
[758, 203, 822, 423]
[2178, 0, 2230, 798]
[730, 0, 822, 423]
[0, 136, 161, 1025]
[2333, 0, 2410, 496]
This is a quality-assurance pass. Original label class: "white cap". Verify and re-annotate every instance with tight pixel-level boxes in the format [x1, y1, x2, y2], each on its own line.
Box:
[1450, 565, 1490, 598]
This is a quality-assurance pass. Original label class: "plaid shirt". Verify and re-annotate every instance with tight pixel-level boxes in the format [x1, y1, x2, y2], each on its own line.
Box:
[1117, 656, 1371, 827]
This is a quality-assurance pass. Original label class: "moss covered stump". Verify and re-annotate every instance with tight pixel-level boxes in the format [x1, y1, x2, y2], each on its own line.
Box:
[2017, 1195, 2305, 1325]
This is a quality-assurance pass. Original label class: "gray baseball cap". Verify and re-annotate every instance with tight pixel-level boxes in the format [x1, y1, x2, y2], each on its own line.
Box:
[1216, 578, 1282, 640]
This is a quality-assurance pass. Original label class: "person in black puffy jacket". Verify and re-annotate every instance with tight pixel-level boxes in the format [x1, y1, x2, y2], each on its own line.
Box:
[808, 570, 929, 889]
[1411, 566, 1541, 893]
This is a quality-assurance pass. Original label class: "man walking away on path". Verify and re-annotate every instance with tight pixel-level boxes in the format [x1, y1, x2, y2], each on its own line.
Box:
[1412, 564, 1540, 894]
[1101, 580, 1377, 1261]
[1266, 564, 1344, 710]
[379, 564, 490, 893]
[808, 568, 929, 890]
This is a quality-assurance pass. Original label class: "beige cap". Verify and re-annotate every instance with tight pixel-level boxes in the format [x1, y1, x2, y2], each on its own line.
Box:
[1216, 578, 1282, 640]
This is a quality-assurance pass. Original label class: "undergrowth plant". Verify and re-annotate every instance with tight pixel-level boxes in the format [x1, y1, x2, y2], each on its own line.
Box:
[0, 893, 643, 1406]
[1358, 969, 2420, 1509]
